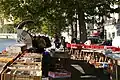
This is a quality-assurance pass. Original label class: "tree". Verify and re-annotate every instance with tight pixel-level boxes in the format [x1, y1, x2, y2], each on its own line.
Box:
[0, 0, 118, 41]
[0, 0, 69, 36]
[0, 24, 16, 33]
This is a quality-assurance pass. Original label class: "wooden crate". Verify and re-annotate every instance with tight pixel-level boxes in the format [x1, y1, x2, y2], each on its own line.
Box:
[1, 53, 43, 80]
[1, 68, 42, 80]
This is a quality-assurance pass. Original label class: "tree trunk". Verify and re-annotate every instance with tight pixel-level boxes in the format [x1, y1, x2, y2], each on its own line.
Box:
[75, 18, 77, 38]
[78, 10, 87, 43]
[71, 23, 74, 39]
[118, 5, 120, 20]
[78, 14, 81, 41]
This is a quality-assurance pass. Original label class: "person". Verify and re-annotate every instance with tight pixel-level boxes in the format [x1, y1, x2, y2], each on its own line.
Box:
[101, 40, 112, 46]
[54, 35, 61, 49]
[42, 51, 51, 77]
[35, 35, 51, 77]
[84, 40, 91, 45]
[61, 36, 66, 48]
[32, 36, 38, 52]
[71, 38, 77, 43]
[36, 36, 46, 53]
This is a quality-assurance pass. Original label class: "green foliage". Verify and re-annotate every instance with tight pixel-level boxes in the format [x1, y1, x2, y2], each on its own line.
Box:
[0, 0, 69, 35]
[0, 0, 118, 39]
[0, 24, 16, 33]
[41, 22, 48, 34]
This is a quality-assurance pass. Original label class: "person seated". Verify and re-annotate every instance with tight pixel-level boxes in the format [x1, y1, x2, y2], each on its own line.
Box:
[71, 38, 77, 43]
[54, 38, 61, 49]
[84, 40, 91, 45]
[101, 40, 112, 46]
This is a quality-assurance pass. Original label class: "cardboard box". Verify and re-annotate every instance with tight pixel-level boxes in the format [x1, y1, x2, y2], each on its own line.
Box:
[48, 71, 71, 78]
[49, 77, 71, 80]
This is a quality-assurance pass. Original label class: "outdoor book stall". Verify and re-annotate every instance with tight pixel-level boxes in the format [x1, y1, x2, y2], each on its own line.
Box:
[0, 50, 22, 80]
[0, 53, 22, 79]
[1, 53, 42, 80]
[67, 43, 120, 80]
[105, 53, 120, 80]
[0, 43, 43, 80]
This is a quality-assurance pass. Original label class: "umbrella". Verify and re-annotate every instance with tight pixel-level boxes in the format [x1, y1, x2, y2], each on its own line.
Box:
[17, 29, 32, 48]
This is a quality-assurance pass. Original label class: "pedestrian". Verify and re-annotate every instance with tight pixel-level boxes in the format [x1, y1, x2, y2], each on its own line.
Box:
[36, 36, 46, 53]
[54, 35, 61, 49]
[35, 35, 50, 77]
[42, 51, 51, 77]
[61, 36, 66, 49]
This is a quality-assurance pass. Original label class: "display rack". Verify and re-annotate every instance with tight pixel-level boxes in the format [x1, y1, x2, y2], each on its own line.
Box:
[1, 53, 42, 80]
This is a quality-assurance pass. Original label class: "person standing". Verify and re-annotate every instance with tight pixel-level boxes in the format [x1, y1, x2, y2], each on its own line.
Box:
[36, 36, 46, 53]
[54, 35, 61, 49]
